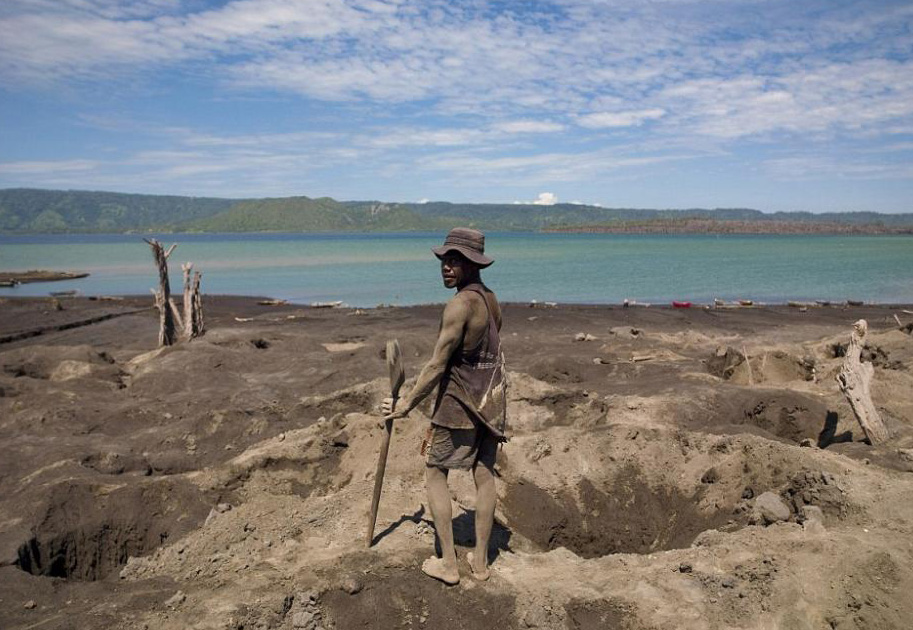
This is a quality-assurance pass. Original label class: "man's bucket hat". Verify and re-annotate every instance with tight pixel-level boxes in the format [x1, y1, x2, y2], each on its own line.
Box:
[432, 227, 494, 268]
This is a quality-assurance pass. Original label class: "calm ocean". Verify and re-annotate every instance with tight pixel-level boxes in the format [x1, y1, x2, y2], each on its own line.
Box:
[1, 232, 911, 307]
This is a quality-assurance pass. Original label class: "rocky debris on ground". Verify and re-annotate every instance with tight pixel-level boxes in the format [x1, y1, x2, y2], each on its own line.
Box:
[574, 332, 597, 342]
[707, 346, 747, 380]
[609, 326, 642, 339]
[798, 505, 827, 533]
[752, 492, 791, 525]
[783, 470, 847, 518]
[290, 590, 325, 630]
[530, 440, 552, 461]
[339, 576, 363, 595]
[164, 591, 186, 609]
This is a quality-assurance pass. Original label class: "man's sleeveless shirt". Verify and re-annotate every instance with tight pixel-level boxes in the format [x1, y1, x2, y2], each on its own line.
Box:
[431, 283, 507, 437]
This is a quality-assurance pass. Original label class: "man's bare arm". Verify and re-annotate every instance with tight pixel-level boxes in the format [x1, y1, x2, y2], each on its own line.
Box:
[384, 296, 469, 420]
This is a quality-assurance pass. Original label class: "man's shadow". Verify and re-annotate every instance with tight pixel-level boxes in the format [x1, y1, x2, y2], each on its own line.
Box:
[371, 506, 426, 546]
[818, 410, 854, 448]
[371, 505, 512, 565]
[450, 510, 512, 565]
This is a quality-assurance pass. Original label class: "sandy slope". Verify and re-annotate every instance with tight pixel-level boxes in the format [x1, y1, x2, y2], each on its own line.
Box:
[1, 296, 912, 630]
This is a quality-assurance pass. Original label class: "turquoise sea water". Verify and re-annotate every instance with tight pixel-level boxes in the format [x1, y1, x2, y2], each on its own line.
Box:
[1, 232, 911, 306]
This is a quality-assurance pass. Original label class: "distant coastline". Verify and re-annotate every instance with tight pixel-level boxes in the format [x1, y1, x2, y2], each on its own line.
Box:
[2, 187, 913, 235]
[545, 219, 913, 235]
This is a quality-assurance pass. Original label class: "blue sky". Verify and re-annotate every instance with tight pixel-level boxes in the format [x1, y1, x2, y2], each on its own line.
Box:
[1, 0, 912, 212]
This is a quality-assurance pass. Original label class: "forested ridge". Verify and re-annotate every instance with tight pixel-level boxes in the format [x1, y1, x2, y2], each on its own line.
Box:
[2, 188, 912, 234]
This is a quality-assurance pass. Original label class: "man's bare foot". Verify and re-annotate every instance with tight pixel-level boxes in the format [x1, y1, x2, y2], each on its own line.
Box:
[467, 551, 490, 581]
[421, 557, 460, 585]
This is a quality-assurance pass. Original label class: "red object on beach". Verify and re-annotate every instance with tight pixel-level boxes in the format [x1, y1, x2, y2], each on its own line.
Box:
[672, 301, 692, 308]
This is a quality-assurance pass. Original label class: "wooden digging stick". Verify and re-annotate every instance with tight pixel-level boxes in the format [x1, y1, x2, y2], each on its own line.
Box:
[365, 339, 406, 548]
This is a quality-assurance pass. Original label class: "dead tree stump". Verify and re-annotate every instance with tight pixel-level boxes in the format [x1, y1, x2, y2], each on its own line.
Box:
[146, 240, 205, 346]
[145, 239, 179, 346]
[836, 319, 890, 444]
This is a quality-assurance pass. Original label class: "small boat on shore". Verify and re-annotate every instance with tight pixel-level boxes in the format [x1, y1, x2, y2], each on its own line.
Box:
[672, 301, 692, 308]
[739, 299, 754, 306]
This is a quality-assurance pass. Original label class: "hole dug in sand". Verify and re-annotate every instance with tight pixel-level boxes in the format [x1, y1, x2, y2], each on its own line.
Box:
[689, 388, 832, 446]
[504, 464, 734, 559]
[16, 479, 209, 581]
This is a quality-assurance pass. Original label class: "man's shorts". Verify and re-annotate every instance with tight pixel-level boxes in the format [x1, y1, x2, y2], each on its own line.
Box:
[425, 422, 498, 471]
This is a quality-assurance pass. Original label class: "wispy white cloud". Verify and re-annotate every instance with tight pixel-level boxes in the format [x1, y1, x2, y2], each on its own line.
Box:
[0, 159, 99, 174]
[658, 59, 913, 140]
[869, 142, 913, 153]
[425, 146, 698, 185]
[576, 109, 666, 129]
[494, 120, 565, 134]
[181, 131, 342, 148]
[363, 127, 489, 148]
[0, 0, 376, 84]
[764, 155, 913, 181]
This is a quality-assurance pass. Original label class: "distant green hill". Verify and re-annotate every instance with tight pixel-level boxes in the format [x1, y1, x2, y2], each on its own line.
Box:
[1, 187, 912, 234]
[0, 188, 236, 232]
[187, 197, 453, 232]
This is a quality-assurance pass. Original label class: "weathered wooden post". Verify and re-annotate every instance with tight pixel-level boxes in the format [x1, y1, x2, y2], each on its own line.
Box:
[836, 319, 890, 444]
[181, 263, 205, 340]
[182, 262, 194, 339]
[192, 270, 204, 337]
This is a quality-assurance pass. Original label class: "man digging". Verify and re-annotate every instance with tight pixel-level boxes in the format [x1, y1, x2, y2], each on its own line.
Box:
[382, 227, 507, 585]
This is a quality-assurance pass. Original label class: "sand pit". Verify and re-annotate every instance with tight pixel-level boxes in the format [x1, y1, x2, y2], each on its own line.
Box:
[17, 478, 210, 581]
[2, 297, 913, 629]
[503, 466, 735, 558]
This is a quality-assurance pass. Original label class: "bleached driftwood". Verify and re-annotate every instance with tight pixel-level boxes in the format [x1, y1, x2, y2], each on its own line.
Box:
[169, 297, 184, 333]
[836, 320, 890, 444]
[145, 239, 178, 346]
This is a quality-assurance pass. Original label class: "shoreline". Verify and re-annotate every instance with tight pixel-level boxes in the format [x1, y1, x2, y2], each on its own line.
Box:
[3, 293, 913, 308]
[0, 289, 913, 311]
[0, 270, 89, 286]
[2, 294, 911, 348]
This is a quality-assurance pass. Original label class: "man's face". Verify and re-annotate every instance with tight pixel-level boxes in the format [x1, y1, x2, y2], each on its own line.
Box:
[440, 252, 472, 289]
